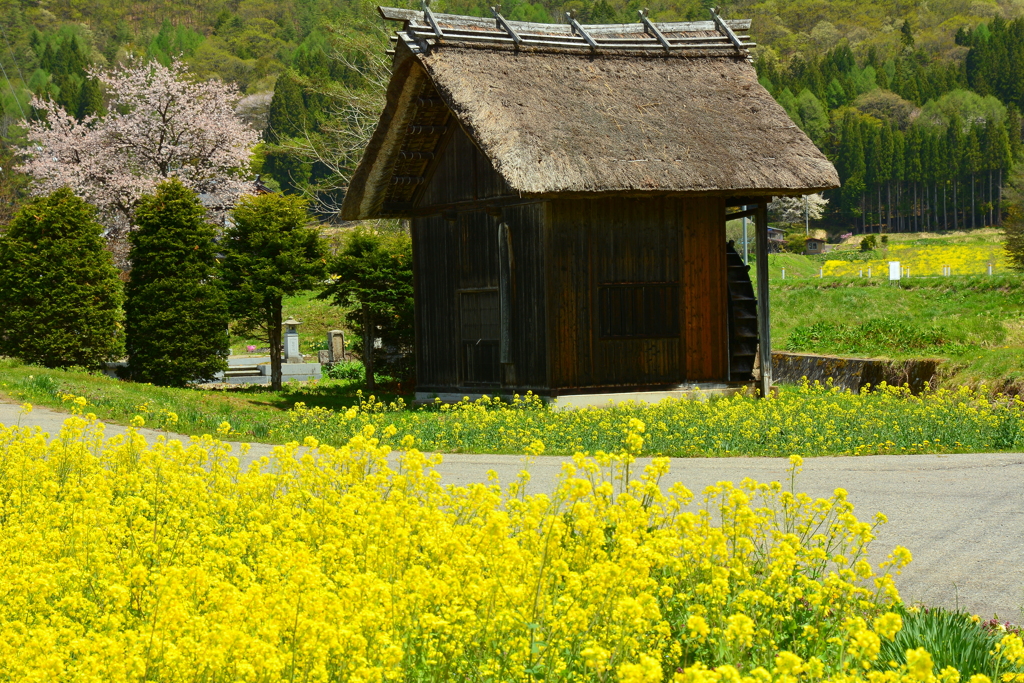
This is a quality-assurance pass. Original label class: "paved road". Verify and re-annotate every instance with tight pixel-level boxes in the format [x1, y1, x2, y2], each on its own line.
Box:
[2, 401, 1022, 622]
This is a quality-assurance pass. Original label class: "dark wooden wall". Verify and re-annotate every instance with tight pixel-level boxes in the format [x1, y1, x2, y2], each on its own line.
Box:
[411, 121, 729, 396]
[415, 124, 513, 207]
[411, 206, 548, 394]
[546, 196, 729, 392]
[411, 124, 547, 394]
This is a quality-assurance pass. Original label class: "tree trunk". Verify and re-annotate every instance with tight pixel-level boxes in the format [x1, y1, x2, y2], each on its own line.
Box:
[971, 172, 976, 229]
[999, 168, 1004, 225]
[878, 185, 882, 232]
[943, 181, 947, 231]
[989, 169, 994, 226]
[887, 182, 892, 232]
[362, 303, 376, 391]
[953, 178, 958, 231]
[269, 298, 283, 391]
[914, 182, 919, 232]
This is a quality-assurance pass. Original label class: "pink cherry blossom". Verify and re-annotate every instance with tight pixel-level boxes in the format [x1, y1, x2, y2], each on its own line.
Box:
[21, 59, 259, 238]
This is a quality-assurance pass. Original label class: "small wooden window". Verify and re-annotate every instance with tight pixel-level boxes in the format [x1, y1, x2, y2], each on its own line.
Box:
[460, 290, 500, 384]
[598, 283, 679, 339]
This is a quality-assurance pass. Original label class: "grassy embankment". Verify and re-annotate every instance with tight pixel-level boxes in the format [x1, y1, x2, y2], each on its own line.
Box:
[748, 229, 1024, 392]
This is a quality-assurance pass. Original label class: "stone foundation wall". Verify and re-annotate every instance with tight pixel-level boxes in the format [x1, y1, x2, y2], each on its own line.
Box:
[769, 351, 941, 394]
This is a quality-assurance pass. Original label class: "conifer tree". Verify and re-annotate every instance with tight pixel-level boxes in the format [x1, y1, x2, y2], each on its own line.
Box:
[265, 71, 307, 143]
[0, 188, 123, 369]
[125, 179, 229, 387]
[220, 192, 327, 390]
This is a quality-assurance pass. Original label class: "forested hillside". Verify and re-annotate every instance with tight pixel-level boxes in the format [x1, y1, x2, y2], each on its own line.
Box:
[2, 0, 1024, 231]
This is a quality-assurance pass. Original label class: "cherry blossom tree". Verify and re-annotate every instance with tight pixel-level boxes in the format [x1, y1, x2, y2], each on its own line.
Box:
[769, 193, 829, 227]
[21, 60, 259, 243]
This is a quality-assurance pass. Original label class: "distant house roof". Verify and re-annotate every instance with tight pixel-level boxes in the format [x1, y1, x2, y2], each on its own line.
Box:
[342, 7, 840, 220]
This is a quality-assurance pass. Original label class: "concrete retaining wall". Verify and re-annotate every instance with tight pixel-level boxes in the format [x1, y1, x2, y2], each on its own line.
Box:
[770, 351, 941, 394]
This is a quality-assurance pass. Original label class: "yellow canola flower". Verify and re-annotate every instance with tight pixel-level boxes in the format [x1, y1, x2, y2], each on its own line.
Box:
[2, 416, 1017, 683]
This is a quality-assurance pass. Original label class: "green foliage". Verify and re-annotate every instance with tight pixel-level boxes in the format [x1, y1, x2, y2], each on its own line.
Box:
[324, 359, 365, 381]
[785, 316, 976, 357]
[125, 179, 228, 387]
[0, 141, 30, 224]
[319, 227, 414, 386]
[0, 189, 123, 370]
[221, 192, 327, 390]
[1003, 168, 1024, 270]
[880, 606, 1020, 680]
[861, 235, 877, 251]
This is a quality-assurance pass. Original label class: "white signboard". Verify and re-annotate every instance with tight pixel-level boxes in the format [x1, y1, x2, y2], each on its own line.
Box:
[888, 261, 901, 281]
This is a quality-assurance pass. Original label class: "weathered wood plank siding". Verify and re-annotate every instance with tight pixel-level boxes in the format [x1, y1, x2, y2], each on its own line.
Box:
[411, 215, 461, 390]
[682, 197, 729, 380]
[546, 196, 728, 391]
[415, 124, 513, 207]
[501, 203, 548, 391]
[412, 206, 548, 393]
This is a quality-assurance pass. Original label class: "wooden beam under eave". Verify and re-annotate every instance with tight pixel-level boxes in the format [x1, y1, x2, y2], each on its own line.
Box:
[755, 201, 773, 398]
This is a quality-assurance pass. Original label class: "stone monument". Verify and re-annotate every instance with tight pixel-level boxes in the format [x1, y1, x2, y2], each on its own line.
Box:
[327, 330, 346, 362]
[283, 317, 303, 363]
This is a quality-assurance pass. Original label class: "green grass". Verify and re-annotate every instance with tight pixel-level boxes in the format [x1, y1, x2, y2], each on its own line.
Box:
[0, 358, 401, 442]
[880, 606, 1024, 680]
[768, 275, 1024, 392]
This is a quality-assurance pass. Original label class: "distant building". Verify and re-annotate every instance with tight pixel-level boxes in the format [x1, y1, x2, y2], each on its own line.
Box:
[804, 237, 832, 255]
[767, 227, 786, 253]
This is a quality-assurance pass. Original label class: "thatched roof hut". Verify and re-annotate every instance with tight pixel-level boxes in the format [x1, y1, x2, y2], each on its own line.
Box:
[343, 7, 839, 404]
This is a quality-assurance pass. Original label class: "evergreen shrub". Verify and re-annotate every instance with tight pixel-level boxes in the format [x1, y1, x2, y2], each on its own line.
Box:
[0, 188, 123, 369]
[125, 179, 229, 387]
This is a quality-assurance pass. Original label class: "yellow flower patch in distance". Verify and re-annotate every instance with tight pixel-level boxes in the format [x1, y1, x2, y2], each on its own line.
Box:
[1, 415, 1023, 682]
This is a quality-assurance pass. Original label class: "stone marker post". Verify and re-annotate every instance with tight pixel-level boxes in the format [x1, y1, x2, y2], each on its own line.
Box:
[328, 330, 346, 362]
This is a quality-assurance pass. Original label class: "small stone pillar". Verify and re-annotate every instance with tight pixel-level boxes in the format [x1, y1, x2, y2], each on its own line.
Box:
[283, 317, 303, 363]
[327, 329, 346, 362]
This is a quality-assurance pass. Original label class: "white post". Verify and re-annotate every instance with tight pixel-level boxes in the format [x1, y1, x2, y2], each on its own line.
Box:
[742, 215, 749, 265]
[781, 267, 785, 280]
[859, 268, 863, 277]
[868, 266, 872, 278]
[988, 263, 993, 276]
[819, 267, 823, 278]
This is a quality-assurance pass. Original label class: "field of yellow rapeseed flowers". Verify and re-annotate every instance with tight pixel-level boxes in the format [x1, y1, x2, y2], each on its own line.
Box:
[5, 401, 1024, 683]
[4, 399, 1024, 682]
[271, 382, 1024, 457]
[821, 243, 1007, 278]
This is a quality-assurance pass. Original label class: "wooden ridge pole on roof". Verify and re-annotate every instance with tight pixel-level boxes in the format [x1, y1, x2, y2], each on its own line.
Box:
[566, 10, 598, 52]
[755, 201, 773, 398]
[422, 0, 445, 39]
[490, 6, 523, 46]
[710, 6, 744, 53]
[638, 8, 672, 53]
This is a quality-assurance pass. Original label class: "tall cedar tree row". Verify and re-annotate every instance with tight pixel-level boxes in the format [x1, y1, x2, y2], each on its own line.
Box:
[0, 189, 123, 369]
[319, 228, 414, 390]
[221, 193, 327, 391]
[125, 180, 229, 387]
[759, 37, 1023, 233]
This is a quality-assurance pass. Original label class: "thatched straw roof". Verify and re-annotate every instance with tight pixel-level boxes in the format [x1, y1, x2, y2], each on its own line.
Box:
[341, 8, 839, 220]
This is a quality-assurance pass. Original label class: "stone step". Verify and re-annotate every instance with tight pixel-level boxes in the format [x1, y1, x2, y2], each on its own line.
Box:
[224, 365, 262, 377]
